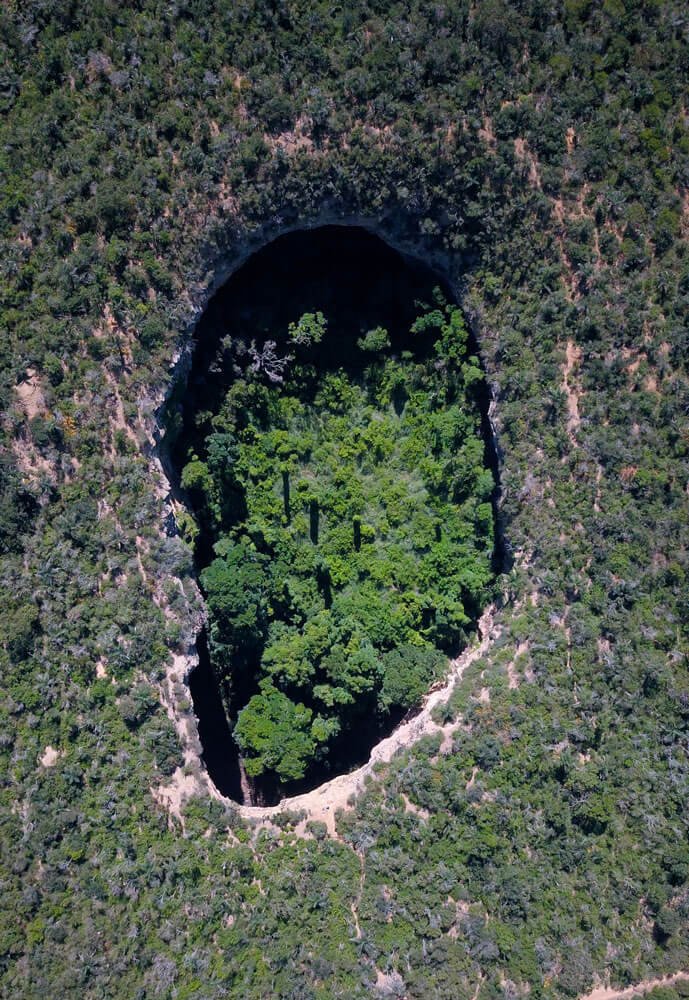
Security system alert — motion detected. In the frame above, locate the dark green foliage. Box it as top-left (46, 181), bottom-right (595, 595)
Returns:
top-left (378, 644), bottom-right (446, 713)
top-left (201, 541), bottom-right (270, 665)
top-left (0, 0), bottom-right (688, 997)
top-left (0, 454), bottom-right (38, 553)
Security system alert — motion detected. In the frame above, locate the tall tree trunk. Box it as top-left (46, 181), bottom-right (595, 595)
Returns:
top-left (309, 499), bottom-right (319, 544)
top-left (238, 757), bottom-right (253, 806)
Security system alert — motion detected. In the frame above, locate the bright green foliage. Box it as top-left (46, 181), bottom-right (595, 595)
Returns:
top-left (357, 326), bottom-right (391, 352)
top-left (234, 684), bottom-right (317, 782)
top-left (287, 310), bottom-right (327, 346)
top-left (181, 455), bottom-right (213, 497)
top-left (195, 301), bottom-right (494, 781)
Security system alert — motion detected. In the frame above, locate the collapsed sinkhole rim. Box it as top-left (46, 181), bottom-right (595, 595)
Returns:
top-left (159, 219), bottom-right (510, 806)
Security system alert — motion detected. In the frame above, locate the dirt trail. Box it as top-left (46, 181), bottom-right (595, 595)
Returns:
top-left (15, 369), bottom-right (45, 419)
top-left (235, 603), bottom-right (499, 829)
top-left (563, 339), bottom-right (582, 447)
top-left (578, 971), bottom-right (689, 1000)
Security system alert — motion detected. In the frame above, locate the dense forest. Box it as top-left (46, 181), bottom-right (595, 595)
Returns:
top-left (1, 1), bottom-right (688, 998)
top-left (183, 292), bottom-right (494, 792)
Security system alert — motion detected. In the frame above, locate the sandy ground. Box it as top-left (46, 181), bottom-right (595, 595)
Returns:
top-left (15, 369), bottom-right (44, 419)
top-left (563, 339), bottom-right (583, 446)
top-left (39, 746), bottom-right (60, 767)
top-left (152, 604), bottom-right (499, 832)
top-left (506, 639), bottom-right (529, 689)
top-left (578, 971), bottom-right (689, 1000)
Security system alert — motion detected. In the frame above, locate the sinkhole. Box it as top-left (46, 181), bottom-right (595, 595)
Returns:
top-left (167, 226), bottom-right (503, 806)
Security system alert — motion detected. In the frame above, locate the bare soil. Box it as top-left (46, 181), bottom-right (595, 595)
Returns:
top-left (578, 971), bottom-right (689, 1000)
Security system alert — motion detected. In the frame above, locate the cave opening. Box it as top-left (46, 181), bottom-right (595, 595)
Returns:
top-left (167, 225), bottom-right (504, 806)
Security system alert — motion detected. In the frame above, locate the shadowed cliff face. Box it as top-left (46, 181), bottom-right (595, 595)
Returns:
top-left (168, 226), bottom-right (503, 805)
top-left (187, 632), bottom-right (243, 800)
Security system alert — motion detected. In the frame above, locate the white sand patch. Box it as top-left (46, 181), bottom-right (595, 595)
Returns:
top-left (151, 766), bottom-right (207, 827)
top-left (507, 640), bottom-right (530, 689)
top-left (578, 971), bottom-right (689, 1000)
top-left (15, 369), bottom-right (44, 419)
top-left (400, 793), bottom-right (430, 820)
top-left (476, 686), bottom-right (491, 704)
top-left (40, 745), bottom-right (60, 768)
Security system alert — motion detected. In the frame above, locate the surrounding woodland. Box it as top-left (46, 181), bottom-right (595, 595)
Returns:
top-left (0, 1), bottom-right (688, 998)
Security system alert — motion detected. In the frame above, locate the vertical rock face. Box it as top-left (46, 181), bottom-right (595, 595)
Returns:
top-left (238, 759), bottom-right (253, 808)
